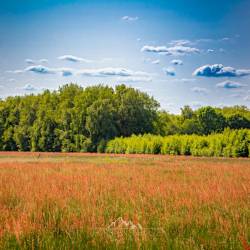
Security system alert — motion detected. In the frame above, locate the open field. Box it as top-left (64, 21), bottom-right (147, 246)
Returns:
top-left (0, 153), bottom-right (249, 249)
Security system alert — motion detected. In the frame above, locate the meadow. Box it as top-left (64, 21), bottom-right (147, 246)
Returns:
top-left (0, 152), bottom-right (249, 249)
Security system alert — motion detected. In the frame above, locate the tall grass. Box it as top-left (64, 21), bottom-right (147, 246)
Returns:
top-left (106, 129), bottom-right (250, 157)
top-left (0, 155), bottom-right (249, 249)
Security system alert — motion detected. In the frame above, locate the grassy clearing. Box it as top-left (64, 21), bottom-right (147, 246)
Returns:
top-left (0, 153), bottom-right (249, 249)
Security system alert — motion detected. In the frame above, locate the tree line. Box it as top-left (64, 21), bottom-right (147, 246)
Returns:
top-left (0, 83), bottom-right (249, 152)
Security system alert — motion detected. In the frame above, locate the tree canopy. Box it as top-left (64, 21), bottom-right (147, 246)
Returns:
top-left (0, 84), bottom-right (159, 152)
top-left (0, 84), bottom-right (250, 152)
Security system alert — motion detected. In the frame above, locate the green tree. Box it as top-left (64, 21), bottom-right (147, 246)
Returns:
top-left (115, 84), bottom-right (159, 136)
top-left (181, 105), bottom-right (195, 120)
top-left (154, 111), bottom-right (180, 135)
top-left (227, 114), bottom-right (250, 129)
top-left (180, 119), bottom-right (201, 134)
top-left (197, 106), bottom-right (226, 135)
top-left (86, 99), bottom-right (118, 150)
top-left (14, 126), bottom-right (30, 151)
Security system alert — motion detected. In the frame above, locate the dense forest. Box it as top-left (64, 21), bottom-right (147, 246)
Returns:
top-left (0, 83), bottom-right (250, 153)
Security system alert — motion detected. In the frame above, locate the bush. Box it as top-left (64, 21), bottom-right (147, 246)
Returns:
top-left (106, 129), bottom-right (250, 158)
top-left (97, 139), bottom-right (107, 153)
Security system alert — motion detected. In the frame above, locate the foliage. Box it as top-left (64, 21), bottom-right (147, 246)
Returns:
top-left (196, 106), bottom-right (226, 135)
top-left (0, 84), bottom-right (158, 152)
top-left (0, 84), bottom-right (250, 152)
top-left (106, 129), bottom-right (250, 157)
top-left (155, 105), bottom-right (250, 136)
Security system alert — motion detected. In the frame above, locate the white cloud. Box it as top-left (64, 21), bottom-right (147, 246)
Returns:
top-left (193, 64), bottom-right (250, 77)
top-left (116, 76), bottom-right (152, 82)
top-left (169, 39), bottom-right (193, 46)
top-left (78, 67), bottom-right (150, 77)
top-left (220, 37), bottom-right (230, 41)
top-left (8, 78), bottom-right (16, 82)
top-left (26, 58), bottom-right (48, 65)
top-left (244, 95), bottom-right (250, 101)
top-left (58, 68), bottom-right (74, 76)
top-left (121, 16), bottom-right (139, 21)
top-left (6, 70), bottom-right (23, 74)
top-left (191, 87), bottom-right (209, 94)
top-left (25, 65), bottom-right (75, 76)
top-left (164, 102), bottom-right (175, 107)
top-left (151, 59), bottom-right (160, 64)
top-left (190, 101), bottom-right (205, 109)
top-left (195, 38), bottom-right (213, 43)
top-left (230, 93), bottom-right (244, 98)
top-left (25, 59), bottom-right (35, 64)
top-left (168, 36), bottom-right (233, 48)
top-left (143, 58), bottom-right (160, 64)
top-left (171, 59), bottom-right (183, 65)
top-left (99, 58), bottom-right (113, 63)
top-left (15, 65), bottom-right (151, 78)
top-left (216, 80), bottom-right (246, 89)
top-left (206, 49), bottom-right (214, 53)
top-left (141, 45), bottom-right (200, 56)
top-left (39, 59), bottom-right (48, 64)
top-left (58, 55), bottom-right (92, 63)
top-left (25, 65), bottom-right (57, 74)
top-left (22, 84), bottom-right (38, 91)
top-left (134, 86), bottom-right (153, 93)
top-left (163, 67), bottom-right (175, 76)
top-left (172, 78), bottom-right (196, 83)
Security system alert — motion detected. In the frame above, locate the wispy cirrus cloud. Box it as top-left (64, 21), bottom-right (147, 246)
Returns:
top-left (193, 64), bottom-right (250, 77)
top-left (143, 58), bottom-right (160, 64)
top-left (170, 36), bottom-right (235, 46)
top-left (216, 80), bottom-right (246, 89)
top-left (121, 16), bottom-right (139, 21)
top-left (141, 45), bottom-right (200, 56)
top-left (58, 55), bottom-right (92, 63)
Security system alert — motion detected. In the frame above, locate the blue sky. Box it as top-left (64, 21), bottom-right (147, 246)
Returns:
top-left (0, 0), bottom-right (250, 113)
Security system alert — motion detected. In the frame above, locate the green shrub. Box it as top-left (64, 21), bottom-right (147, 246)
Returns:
top-left (106, 129), bottom-right (250, 157)
top-left (97, 139), bottom-right (107, 153)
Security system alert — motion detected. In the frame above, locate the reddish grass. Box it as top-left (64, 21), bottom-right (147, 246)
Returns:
top-left (0, 153), bottom-right (249, 249)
